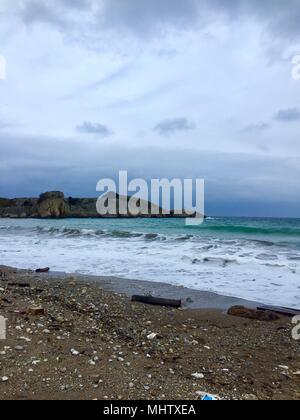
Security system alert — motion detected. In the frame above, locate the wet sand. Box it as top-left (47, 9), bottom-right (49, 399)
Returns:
top-left (46, 270), bottom-right (260, 311)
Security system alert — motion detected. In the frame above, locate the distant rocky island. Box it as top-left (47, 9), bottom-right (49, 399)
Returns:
top-left (0, 191), bottom-right (194, 219)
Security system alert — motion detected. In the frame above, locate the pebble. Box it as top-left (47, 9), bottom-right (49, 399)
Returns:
top-left (244, 394), bottom-right (259, 401)
top-left (20, 336), bottom-right (31, 343)
top-left (29, 306), bottom-right (45, 316)
top-left (191, 373), bottom-right (205, 379)
top-left (14, 346), bottom-right (24, 352)
top-left (147, 333), bottom-right (158, 340)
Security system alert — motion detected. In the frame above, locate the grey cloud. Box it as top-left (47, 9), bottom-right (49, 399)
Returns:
top-left (76, 121), bottom-right (113, 137)
top-left (20, 1), bottom-right (67, 29)
top-left (154, 118), bottom-right (195, 137)
top-left (243, 122), bottom-right (270, 134)
top-left (58, 0), bottom-right (91, 10)
top-left (100, 0), bottom-right (201, 36)
top-left (18, 0), bottom-right (91, 30)
top-left (275, 108), bottom-right (300, 123)
top-left (98, 0), bottom-right (300, 42)
top-left (16, 0), bottom-right (300, 42)
top-left (209, 0), bottom-right (300, 41)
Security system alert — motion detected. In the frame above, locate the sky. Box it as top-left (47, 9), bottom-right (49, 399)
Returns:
top-left (0, 0), bottom-right (300, 217)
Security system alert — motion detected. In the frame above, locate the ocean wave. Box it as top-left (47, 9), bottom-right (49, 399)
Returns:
top-left (31, 226), bottom-right (167, 241)
top-left (1, 220), bottom-right (300, 248)
top-left (198, 224), bottom-right (300, 236)
top-left (0, 224), bottom-right (166, 241)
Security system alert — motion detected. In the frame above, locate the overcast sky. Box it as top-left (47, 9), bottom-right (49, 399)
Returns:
top-left (0, 0), bottom-right (300, 216)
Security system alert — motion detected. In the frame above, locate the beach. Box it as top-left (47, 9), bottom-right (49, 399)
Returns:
top-left (0, 265), bottom-right (300, 401)
top-left (1, 0), bottom-right (299, 404)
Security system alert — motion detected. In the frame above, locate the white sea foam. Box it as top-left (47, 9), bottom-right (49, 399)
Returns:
top-left (0, 218), bottom-right (300, 308)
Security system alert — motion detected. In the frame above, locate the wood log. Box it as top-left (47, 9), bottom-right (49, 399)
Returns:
top-left (132, 295), bottom-right (181, 308)
top-left (8, 282), bottom-right (31, 288)
top-left (35, 267), bottom-right (50, 273)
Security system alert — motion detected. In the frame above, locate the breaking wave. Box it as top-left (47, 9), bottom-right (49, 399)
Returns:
top-left (1, 217), bottom-right (300, 307)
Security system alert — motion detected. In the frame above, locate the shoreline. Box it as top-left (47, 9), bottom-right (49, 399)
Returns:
top-left (44, 270), bottom-right (261, 311)
top-left (0, 265), bottom-right (299, 400)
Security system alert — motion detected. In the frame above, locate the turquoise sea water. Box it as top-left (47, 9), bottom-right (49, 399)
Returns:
top-left (1, 217), bottom-right (300, 307)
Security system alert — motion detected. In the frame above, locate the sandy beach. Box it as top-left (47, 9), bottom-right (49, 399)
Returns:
top-left (0, 265), bottom-right (299, 401)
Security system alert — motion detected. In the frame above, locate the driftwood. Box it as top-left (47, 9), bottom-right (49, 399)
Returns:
top-left (35, 267), bottom-right (50, 273)
top-left (8, 282), bottom-right (31, 288)
top-left (257, 305), bottom-right (300, 318)
top-left (132, 295), bottom-right (181, 308)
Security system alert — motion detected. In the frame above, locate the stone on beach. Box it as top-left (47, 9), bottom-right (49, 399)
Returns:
top-left (28, 306), bottom-right (45, 316)
top-left (14, 346), bottom-right (24, 352)
top-left (147, 333), bottom-right (158, 340)
top-left (191, 373), bottom-right (205, 379)
top-left (243, 394), bottom-right (259, 400)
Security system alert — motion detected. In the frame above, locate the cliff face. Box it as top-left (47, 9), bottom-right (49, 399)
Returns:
top-left (37, 192), bottom-right (70, 218)
top-left (0, 197), bottom-right (39, 218)
top-left (0, 191), bottom-right (191, 219)
top-left (0, 192), bottom-right (91, 219)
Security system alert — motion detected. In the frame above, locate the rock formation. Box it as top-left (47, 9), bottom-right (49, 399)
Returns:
top-left (37, 192), bottom-right (70, 218)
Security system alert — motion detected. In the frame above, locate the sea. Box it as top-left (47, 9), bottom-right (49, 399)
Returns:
top-left (1, 217), bottom-right (300, 308)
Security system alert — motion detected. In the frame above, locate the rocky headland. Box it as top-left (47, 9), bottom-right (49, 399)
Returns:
top-left (0, 191), bottom-right (192, 219)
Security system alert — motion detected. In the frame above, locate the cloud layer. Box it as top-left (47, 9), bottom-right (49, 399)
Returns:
top-left (14, 0), bottom-right (300, 43)
top-left (0, 0), bottom-right (300, 216)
